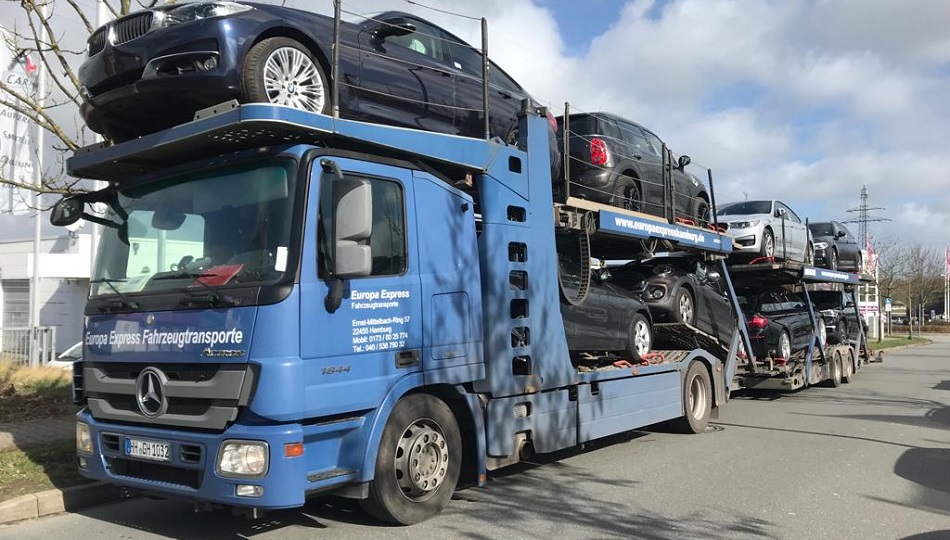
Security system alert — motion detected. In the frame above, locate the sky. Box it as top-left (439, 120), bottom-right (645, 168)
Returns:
top-left (2, 0), bottom-right (949, 253)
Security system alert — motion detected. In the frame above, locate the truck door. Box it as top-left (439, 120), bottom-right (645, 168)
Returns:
top-left (299, 157), bottom-right (423, 418)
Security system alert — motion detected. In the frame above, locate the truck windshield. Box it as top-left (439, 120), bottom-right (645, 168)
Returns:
top-left (90, 161), bottom-right (297, 298)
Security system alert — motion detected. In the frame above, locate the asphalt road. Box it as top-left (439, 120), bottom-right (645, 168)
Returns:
top-left (3, 337), bottom-right (948, 540)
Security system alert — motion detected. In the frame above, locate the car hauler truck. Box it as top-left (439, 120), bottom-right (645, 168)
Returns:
top-left (729, 262), bottom-right (869, 391)
top-left (52, 101), bottom-right (744, 524)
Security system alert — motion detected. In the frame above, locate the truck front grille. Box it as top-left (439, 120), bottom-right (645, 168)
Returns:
top-left (83, 362), bottom-right (257, 431)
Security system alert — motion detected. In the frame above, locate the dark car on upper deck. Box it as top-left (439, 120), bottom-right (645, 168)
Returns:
top-left (555, 112), bottom-right (710, 224)
top-left (78, 1), bottom-right (560, 173)
top-left (808, 221), bottom-right (862, 272)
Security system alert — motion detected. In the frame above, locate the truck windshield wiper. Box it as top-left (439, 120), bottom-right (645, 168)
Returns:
top-left (153, 271), bottom-right (237, 307)
top-left (90, 278), bottom-right (140, 312)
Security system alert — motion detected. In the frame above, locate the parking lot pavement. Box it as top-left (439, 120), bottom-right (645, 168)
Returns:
top-left (1, 337), bottom-right (947, 539)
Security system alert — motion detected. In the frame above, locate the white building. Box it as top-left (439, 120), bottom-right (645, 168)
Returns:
top-left (0, 232), bottom-right (92, 353)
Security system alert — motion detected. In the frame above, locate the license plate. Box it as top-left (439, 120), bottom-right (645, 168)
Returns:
top-left (125, 437), bottom-right (171, 462)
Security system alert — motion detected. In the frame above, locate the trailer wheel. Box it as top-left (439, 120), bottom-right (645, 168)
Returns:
top-left (625, 313), bottom-right (652, 361)
top-left (671, 361), bottom-right (712, 434)
top-left (841, 349), bottom-right (854, 383)
top-left (244, 37), bottom-right (330, 115)
top-left (361, 394), bottom-right (461, 524)
top-left (824, 351), bottom-right (842, 388)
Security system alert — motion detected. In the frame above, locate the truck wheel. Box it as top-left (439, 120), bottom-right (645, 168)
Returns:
top-left (841, 349), bottom-right (854, 383)
top-left (824, 351), bottom-right (842, 388)
top-left (610, 177), bottom-right (641, 212)
top-left (671, 361), bottom-right (712, 434)
top-left (361, 394), bottom-right (461, 524)
top-left (625, 313), bottom-right (652, 361)
top-left (243, 37), bottom-right (330, 115)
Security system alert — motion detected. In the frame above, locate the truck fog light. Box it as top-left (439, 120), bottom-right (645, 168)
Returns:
top-left (216, 440), bottom-right (269, 478)
top-left (76, 422), bottom-right (93, 455)
top-left (236, 484), bottom-right (264, 498)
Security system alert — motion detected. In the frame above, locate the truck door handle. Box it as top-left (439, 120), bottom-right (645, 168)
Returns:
top-left (396, 349), bottom-right (420, 368)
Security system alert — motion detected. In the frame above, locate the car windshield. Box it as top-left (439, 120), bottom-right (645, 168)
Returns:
top-left (809, 223), bottom-right (835, 236)
top-left (90, 161), bottom-right (298, 298)
top-left (717, 201), bottom-right (771, 216)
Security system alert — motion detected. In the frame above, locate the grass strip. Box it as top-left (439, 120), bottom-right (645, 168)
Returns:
top-left (0, 440), bottom-right (91, 503)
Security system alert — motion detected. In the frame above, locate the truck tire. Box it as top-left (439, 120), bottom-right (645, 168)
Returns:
top-left (841, 348), bottom-right (854, 383)
top-left (824, 351), bottom-right (842, 388)
top-left (243, 37), bottom-right (330, 115)
top-left (625, 313), bottom-right (652, 361)
top-left (361, 394), bottom-right (461, 524)
top-left (671, 361), bottom-right (712, 434)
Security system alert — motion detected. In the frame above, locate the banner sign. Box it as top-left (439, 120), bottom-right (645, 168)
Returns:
top-left (0, 27), bottom-right (39, 214)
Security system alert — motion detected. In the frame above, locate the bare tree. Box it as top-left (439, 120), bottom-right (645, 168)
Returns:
top-left (892, 243), bottom-right (943, 331)
top-left (0, 0), bottom-right (175, 196)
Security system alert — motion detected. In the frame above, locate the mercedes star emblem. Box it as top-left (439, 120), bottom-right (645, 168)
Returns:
top-left (135, 367), bottom-right (169, 418)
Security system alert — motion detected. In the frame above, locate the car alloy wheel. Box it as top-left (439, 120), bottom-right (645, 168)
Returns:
top-left (829, 249), bottom-right (838, 271)
top-left (676, 289), bottom-right (695, 325)
top-left (244, 37), bottom-right (330, 115)
top-left (778, 331), bottom-right (791, 359)
top-left (761, 229), bottom-right (775, 258)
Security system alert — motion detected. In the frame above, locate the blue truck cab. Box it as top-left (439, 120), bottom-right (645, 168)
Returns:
top-left (54, 101), bottom-right (743, 524)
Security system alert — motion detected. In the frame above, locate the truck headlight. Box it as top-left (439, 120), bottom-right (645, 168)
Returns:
top-left (76, 422), bottom-right (93, 455)
top-left (216, 440), bottom-right (268, 478)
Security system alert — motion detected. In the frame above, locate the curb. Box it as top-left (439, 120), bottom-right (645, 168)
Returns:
top-left (0, 482), bottom-right (121, 525)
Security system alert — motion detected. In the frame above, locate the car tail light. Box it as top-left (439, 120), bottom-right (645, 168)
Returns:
top-left (546, 110), bottom-right (558, 132)
top-left (748, 315), bottom-right (769, 329)
top-left (590, 138), bottom-right (608, 166)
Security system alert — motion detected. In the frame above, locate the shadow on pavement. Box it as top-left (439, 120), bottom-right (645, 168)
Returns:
top-left (74, 431), bottom-right (779, 539)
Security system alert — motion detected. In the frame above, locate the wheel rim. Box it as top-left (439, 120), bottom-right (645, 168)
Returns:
top-left (634, 320), bottom-right (651, 356)
top-left (830, 250), bottom-right (838, 270)
top-left (763, 233), bottom-right (774, 257)
top-left (779, 332), bottom-right (790, 359)
top-left (687, 373), bottom-right (707, 420)
top-left (818, 320), bottom-right (826, 346)
top-left (624, 185), bottom-right (641, 212)
top-left (394, 419), bottom-right (449, 502)
top-left (263, 47), bottom-right (325, 112)
top-left (697, 202), bottom-right (710, 227)
top-left (679, 292), bottom-right (694, 324)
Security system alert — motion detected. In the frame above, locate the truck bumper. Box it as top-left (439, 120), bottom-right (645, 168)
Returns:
top-left (76, 410), bottom-right (360, 509)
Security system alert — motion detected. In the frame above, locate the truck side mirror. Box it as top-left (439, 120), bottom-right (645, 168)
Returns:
top-left (333, 179), bottom-right (373, 278)
top-left (50, 197), bottom-right (83, 227)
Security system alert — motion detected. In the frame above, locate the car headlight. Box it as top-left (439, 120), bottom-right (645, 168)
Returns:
top-left (731, 220), bottom-right (759, 229)
top-left (161, 2), bottom-right (253, 27)
top-left (76, 422), bottom-right (93, 455)
top-left (217, 440), bottom-right (269, 478)
top-left (814, 242), bottom-right (828, 249)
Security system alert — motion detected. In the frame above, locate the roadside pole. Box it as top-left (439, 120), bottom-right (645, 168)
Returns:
top-left (28, 4), bottom-right (49, 367)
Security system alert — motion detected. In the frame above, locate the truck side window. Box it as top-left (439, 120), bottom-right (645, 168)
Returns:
top-left (368, 179), bottom-right (407, 276)
top-left (318, 177), bottom-right (407, 278)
